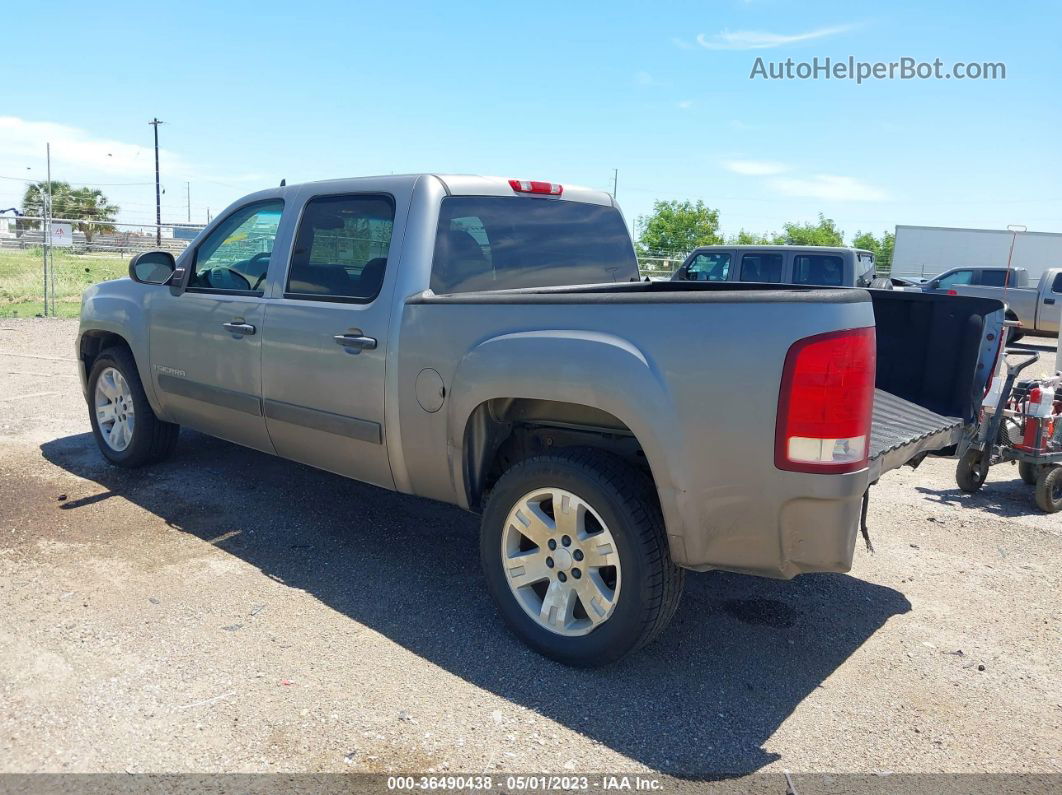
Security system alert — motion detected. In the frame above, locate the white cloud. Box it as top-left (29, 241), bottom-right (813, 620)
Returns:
top-left (676, 100), bottom-right (694, 110)
top-left (634, 71), bottom-right (656, 86)
top-left (723, 159), bottom-right (788, 176)
top-left (696, 24), bottom-right (856, 50)
top-left (769, 174), bottom-right (888, 202)
top-left (0, 115), bottom-right (190, 179)
top-left (0, 116), bottom-right (270, 225)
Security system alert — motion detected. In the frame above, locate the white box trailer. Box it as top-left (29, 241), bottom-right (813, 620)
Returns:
top-left (892, 225), bottom-right (1062, 282)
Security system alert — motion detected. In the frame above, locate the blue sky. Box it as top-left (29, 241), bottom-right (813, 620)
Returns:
top-left (2, 0), bottom-right (1060, 241)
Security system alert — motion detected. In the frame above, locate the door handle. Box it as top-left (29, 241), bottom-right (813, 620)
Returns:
top-left (1045, 298), bottom-right (1056, 305)
top-left (334, 333), bottom-right (377, 351)
top-left (223, 322), bottom-right (256, 335)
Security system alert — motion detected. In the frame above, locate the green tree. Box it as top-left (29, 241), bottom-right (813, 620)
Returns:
top-left (727, 229), bottom-right (777, 245)
top-left (19, 181), bottom-right (73, 232)
top-left (777, 213), bottom-right (845, 246)
top-left (636, 199), bottom-right (723, 255)
top-left (852, 229), bottom-right (895, 271)
top-left (67, 187), bottom-right (119, 243)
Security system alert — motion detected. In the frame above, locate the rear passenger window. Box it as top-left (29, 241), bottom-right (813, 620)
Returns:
top-left (286, 194), bottom-right (394, 301)
top-left (793, 254), bottom-right (845, 286)
top-left (977, 270), bottom-right (1010, 287)
top-left (740, 252), bottom-right (783, 283)
top-left (686, 253), bottom-right (731, 281)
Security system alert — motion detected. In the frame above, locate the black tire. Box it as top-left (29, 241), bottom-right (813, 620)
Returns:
top-left (1034, 466), bottom-right (1062, 513)
top-left (87, 346), bottom-right (179, 468)
top-left (480, 449), bottom-right (684, 667)
top-left (1018, 461), bottom-right (1040, 486)
top-left (955, 448), bottom-right (988, 493)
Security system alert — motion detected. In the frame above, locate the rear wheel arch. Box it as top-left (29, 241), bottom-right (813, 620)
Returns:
top-left (461, 398), bottom-right (658, 514)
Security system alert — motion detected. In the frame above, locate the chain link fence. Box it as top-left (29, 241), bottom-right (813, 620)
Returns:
top-left (0, 215), bottom-right (205, 316)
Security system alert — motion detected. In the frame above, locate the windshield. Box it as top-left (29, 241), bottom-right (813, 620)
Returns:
top-left (430, 196), bottom-right (638, 294)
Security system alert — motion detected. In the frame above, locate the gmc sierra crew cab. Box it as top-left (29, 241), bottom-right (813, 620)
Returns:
top-left (77, 174), bottom-right (1006, 666)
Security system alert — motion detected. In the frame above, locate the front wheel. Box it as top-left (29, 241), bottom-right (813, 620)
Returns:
top-left (480, 449), bottom-right (684, 667)
top-left (955, 448), bottom-right (988, 493)
top-left (1034, 466), bottom-right (1062, 513)
top-left (88, 346), bottom-right (179, 468)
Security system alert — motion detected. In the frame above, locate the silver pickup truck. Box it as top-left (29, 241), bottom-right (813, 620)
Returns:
top-left (922, 266), bottom-right (1062, 337)
top-left (77, 174), bottom-right (1005, 666)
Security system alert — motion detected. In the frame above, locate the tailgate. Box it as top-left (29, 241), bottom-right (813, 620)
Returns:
top-left (868, 290), bottom-right (1005, 480)
top-left (868, 389), bottom-right (962, 481)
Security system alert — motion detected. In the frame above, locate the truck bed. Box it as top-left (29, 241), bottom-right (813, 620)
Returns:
top-left (869, 389), bottom-right (962, 480)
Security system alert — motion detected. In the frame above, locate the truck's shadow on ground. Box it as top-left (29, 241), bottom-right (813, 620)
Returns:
top-left (42, 430), bottom-right (910, 778)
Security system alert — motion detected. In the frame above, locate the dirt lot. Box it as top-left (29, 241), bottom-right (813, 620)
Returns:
top-left (1, 318), bottom-right (1059, 777)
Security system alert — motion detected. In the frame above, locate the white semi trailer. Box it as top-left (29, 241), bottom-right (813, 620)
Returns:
top-left (892, 225), bottom-right (1062, 282)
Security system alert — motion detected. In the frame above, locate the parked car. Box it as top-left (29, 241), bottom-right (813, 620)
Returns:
top-left (670, 245), bottom-right (876, 288)
top-left (922, 266), bottom-right (1062, 337)
top-left (77, 175), bottom-right (1005, 666)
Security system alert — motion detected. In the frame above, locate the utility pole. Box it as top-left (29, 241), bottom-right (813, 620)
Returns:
top-left (612, 168), bottom-right (618, 199)
top-left (149, 118), bottom-right (164, 245)
top-left (186, 182), bottom-right (191, 223)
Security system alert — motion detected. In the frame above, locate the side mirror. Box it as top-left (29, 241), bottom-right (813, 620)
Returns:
top-left (129, 250), bottom-right (178, 285)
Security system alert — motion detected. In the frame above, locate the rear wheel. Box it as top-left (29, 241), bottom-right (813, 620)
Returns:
top-left (1018, 461), bottom-right (1041, 486)
top-left (480, 449), bottom-right (684, 667)
top-left (1034, 466), bottom-right (1062, 513)
top-left (88, 346), bottom-right (179, 467)
top-left (955, 448), bottom-right (988, 493)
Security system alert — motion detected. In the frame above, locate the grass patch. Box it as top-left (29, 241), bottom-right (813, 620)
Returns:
top-left (0, 248), bottom-right (128, 317)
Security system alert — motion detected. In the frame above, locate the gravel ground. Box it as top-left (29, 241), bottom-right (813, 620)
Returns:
top-left (0, 318), bottom-right (1059, 777)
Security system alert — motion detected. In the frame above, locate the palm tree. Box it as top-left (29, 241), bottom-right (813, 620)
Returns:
top-left (68, 187), bottom-right (119, 243)
top-left (18, 181), bottom-right (72, 233)
top-left (19, 182), bottom-right (119, 243)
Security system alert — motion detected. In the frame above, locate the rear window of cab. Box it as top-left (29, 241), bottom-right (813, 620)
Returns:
top-left (430, 197), bottom-right (638, 294)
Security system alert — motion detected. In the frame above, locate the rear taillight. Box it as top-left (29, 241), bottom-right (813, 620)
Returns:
top-left (508, 179), bottom-right (563, 196)
top-left (775, 327), bottom-right (876, 474)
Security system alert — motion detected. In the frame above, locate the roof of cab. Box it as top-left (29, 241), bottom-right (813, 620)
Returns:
top-left (292, 174), bottom-right (615, 207)
top-left (688, 244), bottom-right (874, 256)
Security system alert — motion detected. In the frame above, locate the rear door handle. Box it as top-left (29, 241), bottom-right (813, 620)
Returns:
top-left (334, 334), bottom-right (377, 351)
top-left (223, 322), bottom-right (256, 335)
top-left (1045, 298), bottom-right (1056, 305)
